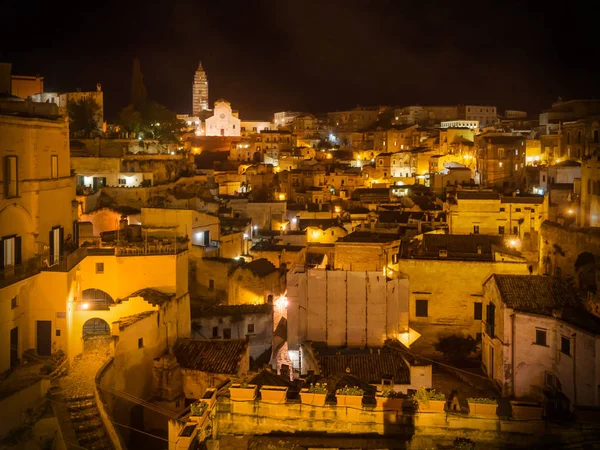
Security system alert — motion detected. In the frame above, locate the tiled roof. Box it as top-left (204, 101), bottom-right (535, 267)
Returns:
top-left (118, 311), bottom-right (156, 330)
top-left (233, 258), bottom-right (277, 277)
top-left (337, 231), bottom-right (400, 243)
top-left (490, 275), bottom-right (580, 314)
top-left (456, 191), bottom-right (500, 200)
top-left (117, 288), bottom-right (176, 306)
top-left (316, 348), bottom-right (410, 385)
top-left (500, 195), bottom-right (544, 204)
top-left (174, 338), bottom-right (247, 374)
top-left (417, 234), bottom-right (506, 260)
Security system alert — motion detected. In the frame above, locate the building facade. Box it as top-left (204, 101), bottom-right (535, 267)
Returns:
top-left (205, 100), bottom-right (241, 137)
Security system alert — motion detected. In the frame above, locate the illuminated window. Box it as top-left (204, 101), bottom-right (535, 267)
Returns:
top-left (499, 162), bottom-right (503, 168)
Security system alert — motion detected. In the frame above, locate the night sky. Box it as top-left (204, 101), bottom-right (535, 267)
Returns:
top-left (2, 0), bottom-right (599, 121)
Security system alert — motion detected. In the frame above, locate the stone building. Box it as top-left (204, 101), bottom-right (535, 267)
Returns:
top-left (327, 107), bottom-right (379, 132)
top-left (482, 274), bottom-right (600, 407)
top-left (227, 258), bottom-right (285, 305)
top-left (334, 231), bottom-right (401, 275)
top-left (286, 267), bottom-right (410, 369)
top-left (192, 61), bottom-right (209, 116)
top-left (191, 303), bottom-right (273, 361)
top-left (476, 134), bottom-right (526, 189)
top-left (458, 105), bottom-right (497, 127)
top-left (580, 154), bottom-right (600, 227)
top-left (400, 234), bottom-right (530, 351)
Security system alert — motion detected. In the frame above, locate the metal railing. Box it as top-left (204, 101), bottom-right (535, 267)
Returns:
top-left (0, 256), bottom-right (42, 289)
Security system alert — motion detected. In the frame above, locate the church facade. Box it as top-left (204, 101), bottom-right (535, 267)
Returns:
top-left (205, 99), bottom-right (241, 137)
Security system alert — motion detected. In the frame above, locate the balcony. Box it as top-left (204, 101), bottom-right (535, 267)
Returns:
top-left (0, 257), bottom-right (42, 289)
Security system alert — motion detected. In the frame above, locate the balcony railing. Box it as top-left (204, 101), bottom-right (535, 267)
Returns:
top-left (0, 257), bottom-right (42, 289)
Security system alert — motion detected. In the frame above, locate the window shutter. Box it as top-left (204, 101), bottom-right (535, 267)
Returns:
top-left (49, 230), bottom-right (54, 264)
top-left (59, 227), bottom-right (64, 254)
top-left (14, 236), bottom-right (22, 265)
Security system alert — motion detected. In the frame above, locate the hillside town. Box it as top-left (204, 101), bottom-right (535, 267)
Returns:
top-left (1, 57), bottom-right (600, 450)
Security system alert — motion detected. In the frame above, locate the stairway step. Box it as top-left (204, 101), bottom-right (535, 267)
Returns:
top-left (68, 400), bottom-right (96, 411)
top-left (66, 393), bottom-right (95, 402)
top-left (78, 429), bottom-right (108, 444)
top-left (73, 418), bottom-right (103, 433)
top-left (71, 409), bottom-right (100, 422)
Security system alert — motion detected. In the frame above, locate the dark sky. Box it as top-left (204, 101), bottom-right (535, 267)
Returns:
top-left (2, 0), bottom-right (599, 121)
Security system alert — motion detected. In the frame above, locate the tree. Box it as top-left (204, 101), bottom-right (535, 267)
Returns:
top-left (434, 335), bottom-right (477, 363)
top-left (118, 104), bottom-right (142, 138)
top-left (67, 97), bottom-right (101, 138)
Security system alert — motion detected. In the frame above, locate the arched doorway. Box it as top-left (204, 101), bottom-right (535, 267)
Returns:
top-left (81, 289), bottom-right (115, 310)
top-left (82, 318), bottom-right (111, 352)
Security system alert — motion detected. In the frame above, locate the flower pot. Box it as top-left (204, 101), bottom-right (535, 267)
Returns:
top-left (260, 386), bottom-right (288, 403)
top-left (300, 388), bottom-right (327, 406)
top-left (202, 388), bottom-right (217, 410)
top-left (376, 396), bottom-right (403, 411)
top-left (510, 401), bottom-right (543, 420)
top-left (336, 394), bottom-right (363, 408)
top-left (229, 384), bottom-right (257, 401)
top-left (468, 401), bottom-right (497, 417)
top-left (417, 399), bottom-right (446, 412)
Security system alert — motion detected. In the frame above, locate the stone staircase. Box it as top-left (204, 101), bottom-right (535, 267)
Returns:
top-left (65, 392), bottom-right (113, 450)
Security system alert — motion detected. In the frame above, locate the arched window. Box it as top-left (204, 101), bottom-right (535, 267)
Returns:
top-left (81, 289), bottom-right (114, 310)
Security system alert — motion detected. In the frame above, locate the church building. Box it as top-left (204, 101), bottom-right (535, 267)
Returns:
top-left (205, 99), bottom-right (241, 137)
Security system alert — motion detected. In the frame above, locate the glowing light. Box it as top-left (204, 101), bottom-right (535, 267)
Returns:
top-left (291, 217), bottom-right (297, 224)
top-left (335, 206), bottom-right (341, 213)
top-left (253, 225), bottom-right (258, 231)
top-left (243, 233), bottom-right (248, 239)
top-left (278, 193), bottom-right (286, 200)
top-left (170, 151), bottom-right (175, 155)
top-left (311, 230), bottom-right (320, 238)
top-left (509, 240), bottom-right (517, 247)
top-left (567, 209), bottom-right (574, 215)
top-left (81, 303), bottom-right (89, 310)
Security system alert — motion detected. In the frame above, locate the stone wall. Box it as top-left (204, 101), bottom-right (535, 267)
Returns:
top-left (539, 221), bottom-right (600, 277)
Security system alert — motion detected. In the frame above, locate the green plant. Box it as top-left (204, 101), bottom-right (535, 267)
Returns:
top-left (190, 401), bottom-right (207, 416)
top-left (467, 397), bottom-right (497, 404)
top-left (434, 335), bottom-right (477, 363)
top-left (380, 389), bottom-right (403, 398)
top-left (414, 387), bottom-right (445, 402)
top-left (238, 381), bottom-right (253, 388)
top-left (307, 383), bottom-right (327, 394)
top-left (336, 385), bottom-right (364, 396)
top-left (40, 363), bottom-right (54, 375)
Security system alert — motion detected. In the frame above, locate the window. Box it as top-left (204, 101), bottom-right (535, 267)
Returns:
top-left (51, 155), bottom-right (58, 179)
top-left (378, 159), bottom-right (383, 165)
top-left (2, 235), bottom-right (21, 268)
top-left (560, 336), bottom-right (571, 356)
top-left (212, 326), bottom-right (218, 338)
top-left (513, 226), bottom-right (519, 235)
top-left (473, 225), bottom-right (480, 234)
top-left (415, 300), bottom-right (428, 317)
top-left (118, 178), bottom-right (126, 185)
top-left (209, 279), bottom-right (215, 291)
top-left (543, 175), bottom-right (546, 182)
top-left (515, 149), bottom-right (518, 156)
top-left (11, 296), bottom-right (17, 309)
top-left (500, 207), bottom-right (505, 212)
top-left (499, 226), bottom-right (505, 235)
top-left (223, 328), bottom-right (232, 339)
top-left (247, 324), bottom-right (255, 334)
top-left (56, 329), bottom-right (61, 337)
top-left (392, 253), bottom-right (399, 264)
top-left (594, 130), bottom-right (599, 143)
top-left (4, 156), bottom-right (18, 198)
top-left (138, 338), bottom-right (144, 349)
top-left (498, 148), bottom-right (505, 158)
top-left (498, 162), bottom-right (503, 168)
top-left (535, 329), bottom-right (547, 346)
top-left (515, 208), bottom-right (521, 212)
top-left (474, 302), bottom-right (483, 320)
top-left (96, 262), bottom-right (104, 274)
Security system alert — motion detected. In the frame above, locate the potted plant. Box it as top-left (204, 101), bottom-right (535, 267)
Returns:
top-left (414, 387), bottom-right (446, 412)
top-left (201, 387), bottom-right (217, 410)
top-left (229, 382), bottom-right (257, 401)
top-left (189, 401), bottom-right (208, 421)
top-left (510, 400), bottom-right (543, 420)
top-left (300, 383), bottom-right (328, 406)
top-left (336, 385), bottom-right (364, 408)
top-left (376, 389), bottom-right (404, 411)
top-left (260, 385), bottom-right (288, 403)
top-left (467, 397), bottom-right (498, 417)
